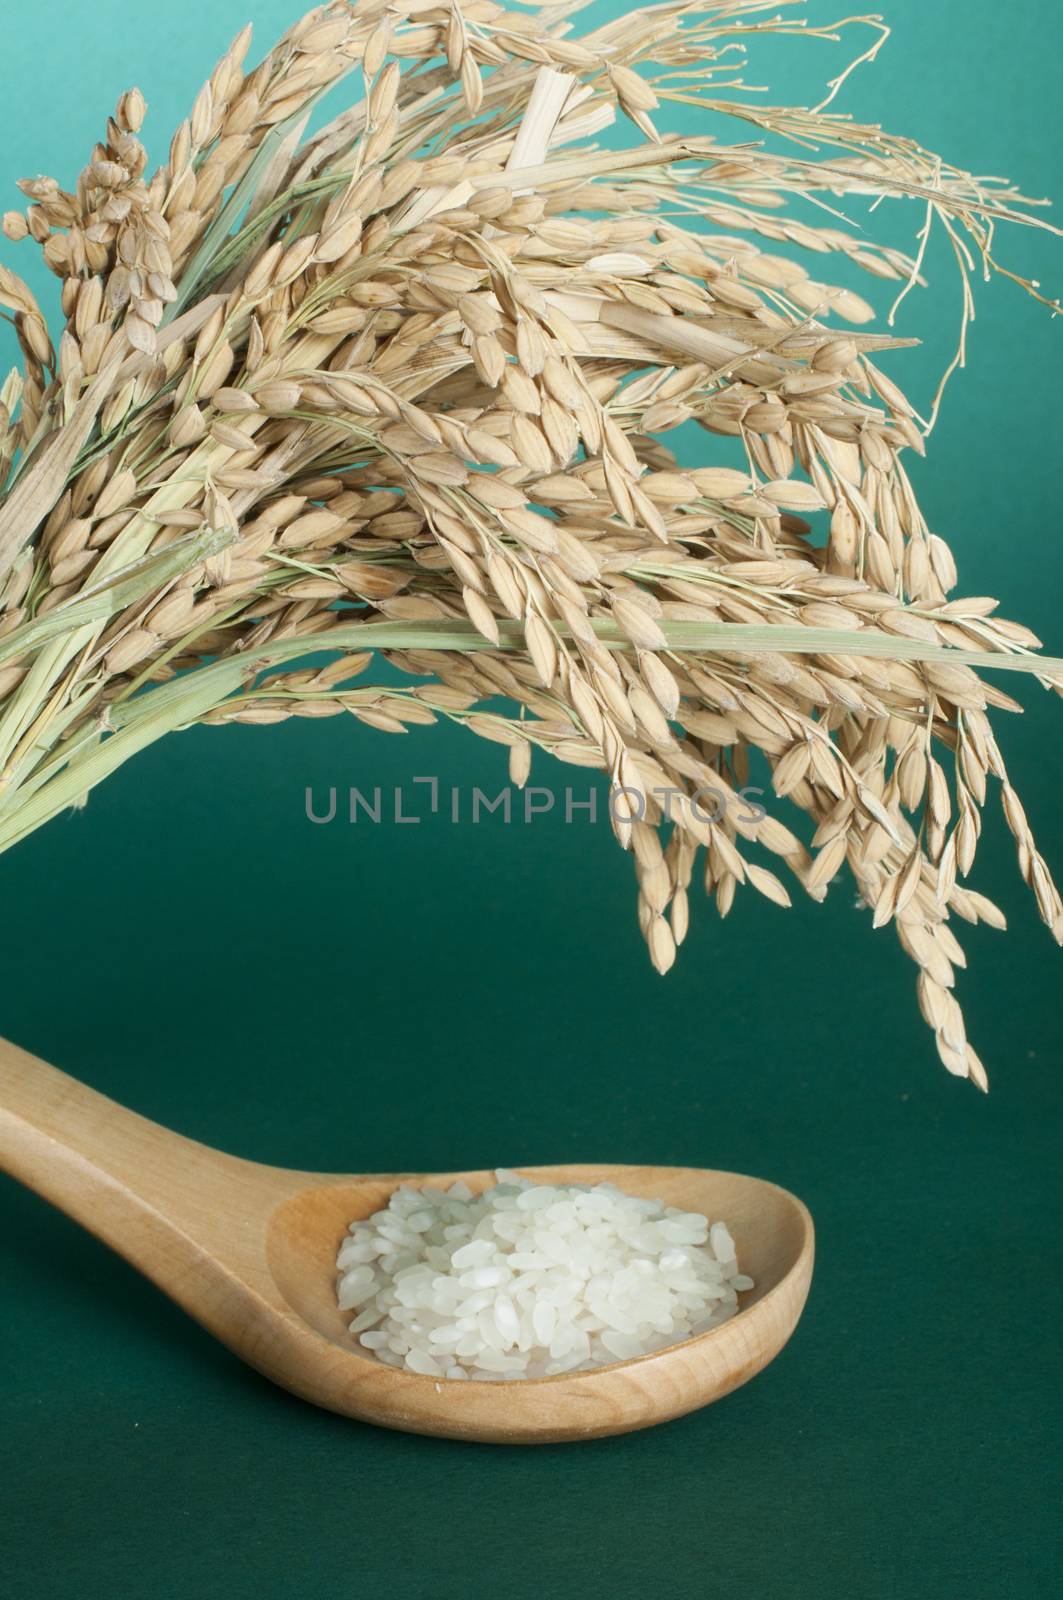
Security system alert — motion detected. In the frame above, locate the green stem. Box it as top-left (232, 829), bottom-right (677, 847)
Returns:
top-left (0, 616), bottom-right (1059, 856)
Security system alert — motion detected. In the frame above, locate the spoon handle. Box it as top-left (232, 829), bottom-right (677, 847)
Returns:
top-left (0, 1034), bottom-right (276, 1276)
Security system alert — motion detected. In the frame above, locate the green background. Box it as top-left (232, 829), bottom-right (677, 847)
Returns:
top-left (1, 3), bottom-right (1060, 1596)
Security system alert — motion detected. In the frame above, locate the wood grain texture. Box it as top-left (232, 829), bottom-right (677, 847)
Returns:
top-left (0, 1034), bottom-right (813, 1443)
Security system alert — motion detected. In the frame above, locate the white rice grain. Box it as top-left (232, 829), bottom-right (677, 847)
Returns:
top-left (336, 1170), bottom-right (751, 1381)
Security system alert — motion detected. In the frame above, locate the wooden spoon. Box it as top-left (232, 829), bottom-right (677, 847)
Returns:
top-left (0, 1035), bottom-right (813, 1443)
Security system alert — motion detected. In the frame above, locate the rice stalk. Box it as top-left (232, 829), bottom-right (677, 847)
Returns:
top-left (0, 0), bottom-right (1060, 1085)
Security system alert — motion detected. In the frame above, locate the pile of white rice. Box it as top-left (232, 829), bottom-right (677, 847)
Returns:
top-left (336, 1169), bottom-right (753, 1380)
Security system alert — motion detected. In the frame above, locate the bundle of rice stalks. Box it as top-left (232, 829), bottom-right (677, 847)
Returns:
top-left (0, 0), bottom-right (1060, 1085)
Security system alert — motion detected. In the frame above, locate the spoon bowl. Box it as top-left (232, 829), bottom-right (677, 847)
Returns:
top-left (0, 1037), bottom-right (813, 1443)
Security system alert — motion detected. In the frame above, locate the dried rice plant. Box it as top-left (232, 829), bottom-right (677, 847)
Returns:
top-left (0, 0), bottom-right (1060, 1085)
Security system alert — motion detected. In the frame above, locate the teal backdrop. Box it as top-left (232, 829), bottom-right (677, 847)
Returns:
top-left (1, 3), bottom-right (1060, 1596)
